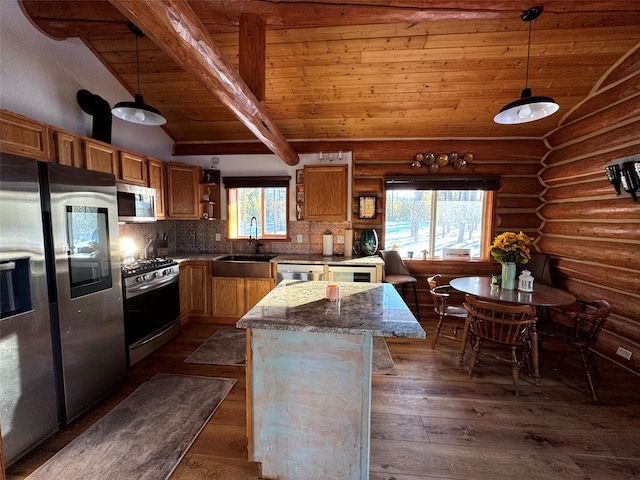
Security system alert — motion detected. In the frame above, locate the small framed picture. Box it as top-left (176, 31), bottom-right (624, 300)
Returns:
top-left (358, 195), bottom-right (377, 219)
top-left (296, 169), bottom-right (304, 184)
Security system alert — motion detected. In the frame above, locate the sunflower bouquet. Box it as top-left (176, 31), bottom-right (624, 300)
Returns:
top-left (489, 231), bottom-right (532, 264)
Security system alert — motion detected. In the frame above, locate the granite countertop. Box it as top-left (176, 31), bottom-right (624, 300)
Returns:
top-left (170, 252), bottom-right (384, 266)
top-left (272, 253), bottom-right (384, 265)
top-left (170, 252), bottom-right (228, 262)
top-left (236, 280), bottom-right (425, 339)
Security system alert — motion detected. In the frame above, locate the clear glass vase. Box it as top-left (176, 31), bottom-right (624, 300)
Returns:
top-left (501, 262), bottom-right (516, 290)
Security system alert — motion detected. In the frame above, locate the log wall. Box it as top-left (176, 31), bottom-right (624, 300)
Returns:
top-left (344, 138), bottom-right (548, 319)
top-left (540, 46), bottom-right (640, 372)
top-left (348, 139), bottom-right (548, 245)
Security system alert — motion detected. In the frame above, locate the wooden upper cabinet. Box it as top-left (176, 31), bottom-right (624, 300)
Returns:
top-left (304, 164), bottom-right (348, 221)
top-left (83, 139), bottom-right (118, 176)
top-left (166, 163), bottom-right (200, 219)
top-left (53, 129), bottom-right (83, 168)
top-left (0, 110), bottom-right (52, 161)
top-left (119, 151), bottom-right (147, 186)
top-left (147, 157), bottom-right (166, 220)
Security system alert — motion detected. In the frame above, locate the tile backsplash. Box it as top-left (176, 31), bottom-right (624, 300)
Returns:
top-left (119, 220), bottom-right (352, 257)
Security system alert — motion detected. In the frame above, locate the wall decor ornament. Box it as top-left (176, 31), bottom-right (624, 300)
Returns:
top-left (358, 195), bottom-right (377, 219)
top-left (411, 151), bottom-right (473, 172)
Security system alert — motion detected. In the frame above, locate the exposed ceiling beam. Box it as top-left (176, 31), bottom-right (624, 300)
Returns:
top-left (108, 0), bottom-right (299, 166)
top-left (239, 13), bottom-right (266, 102)
top-left (23, 1), bottom-right (640, 40)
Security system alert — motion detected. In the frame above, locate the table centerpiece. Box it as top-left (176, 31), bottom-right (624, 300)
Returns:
top-left (489, 231), bottom-right (533, 289)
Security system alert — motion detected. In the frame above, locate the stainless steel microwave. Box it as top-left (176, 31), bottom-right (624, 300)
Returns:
top-left (116, 183), bottom-right (156, 223)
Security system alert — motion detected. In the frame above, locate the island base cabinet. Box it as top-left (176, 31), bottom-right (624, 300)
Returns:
top-left (247, 329), bottom-right (372, 480)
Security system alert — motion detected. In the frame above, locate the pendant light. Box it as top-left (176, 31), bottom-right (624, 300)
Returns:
top-left (494, 6), bottom-right (559, 125)
top-left (112, 23), bottom-right (167, 126)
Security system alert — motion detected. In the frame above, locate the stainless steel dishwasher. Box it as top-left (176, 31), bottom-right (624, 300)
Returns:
top-left (276, 264), bottom-right (325, 284)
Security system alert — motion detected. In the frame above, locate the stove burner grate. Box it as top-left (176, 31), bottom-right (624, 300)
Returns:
top-left (121, 257), bottom-right (177, 277)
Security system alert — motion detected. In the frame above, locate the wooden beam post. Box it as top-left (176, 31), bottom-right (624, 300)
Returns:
top-left (240, 13), bottom-right (266, 103)
top-left (109, 0), bottom-right (299, 166)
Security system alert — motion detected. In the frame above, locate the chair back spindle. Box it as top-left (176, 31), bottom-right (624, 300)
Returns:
top-left (538, 299), bottom-right (611, 400)
top-left (463, 295), bottom-right (537, 396)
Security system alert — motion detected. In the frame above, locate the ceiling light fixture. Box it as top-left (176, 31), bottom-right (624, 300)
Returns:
top-left (494, 6), bottom-right (559, 125)
top-left (112, 23), bottom-right (166, 126)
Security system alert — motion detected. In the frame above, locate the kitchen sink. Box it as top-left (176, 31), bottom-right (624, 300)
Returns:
top-left (212, 253), bottom-right (277, 278)
top-left (217, 254), bottom-right (277, 262)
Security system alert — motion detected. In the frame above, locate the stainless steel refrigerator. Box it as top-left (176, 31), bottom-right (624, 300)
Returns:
top-left (0, 153), bottom-right (126, 466)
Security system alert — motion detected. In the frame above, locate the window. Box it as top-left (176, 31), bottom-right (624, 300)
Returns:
top-left (384, 176), bottom-right (498, 259)
top-left (224, 176), bottom-right (290, 240)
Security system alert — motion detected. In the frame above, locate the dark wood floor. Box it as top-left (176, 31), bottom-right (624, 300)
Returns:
top-left (6, 316), bottom-right (640, 480)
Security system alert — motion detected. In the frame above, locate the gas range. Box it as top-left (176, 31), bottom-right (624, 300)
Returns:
top-left (120, 257), bottom-right (181, 366)
top-left (121, 257), bottom-right (177, 277)
top-left (121, 258), bottom-right (179, 297)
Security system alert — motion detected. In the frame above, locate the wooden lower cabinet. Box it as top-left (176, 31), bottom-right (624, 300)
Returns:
top-left (245, 278), bottom-right (275, 312)
top-left (212, 277), bottom-right (245, 321)
top-left (211, 276), bottom-right (275, 323)
top-left (179, 261), bottom-right (209, 321)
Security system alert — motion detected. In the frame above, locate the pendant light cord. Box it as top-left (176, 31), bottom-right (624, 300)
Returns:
top-left (525, 19), bottom-right (532, 90)
top-left (135, 33), bottom-right (140, 96)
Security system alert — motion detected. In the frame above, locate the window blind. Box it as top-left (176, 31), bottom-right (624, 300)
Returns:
top-left (384, 175), bottom-right (500, 191)
top-left (222, 176), bottom-right (291, 188)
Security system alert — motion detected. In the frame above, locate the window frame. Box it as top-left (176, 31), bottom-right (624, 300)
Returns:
top-left (383, 176), bottom-right (497, 261)
top-left (223, 176), bottom-right (291, 241)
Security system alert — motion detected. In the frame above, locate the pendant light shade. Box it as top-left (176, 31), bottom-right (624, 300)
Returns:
top-left (112, 23), bottom-right (166, 126)
top-left (112, 94), bottom-right (166, 126)
top-left (494, 6), bottom-right (558, 125)
top-left (494, 88), bottom-right (559, 124)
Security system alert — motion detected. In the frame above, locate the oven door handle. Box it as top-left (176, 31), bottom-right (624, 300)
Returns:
top-left (125, 274), bottom-right (178, 299)
top-left (129, 319), bottom-right (181, 349)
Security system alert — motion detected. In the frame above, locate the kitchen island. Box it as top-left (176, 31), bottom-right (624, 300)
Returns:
top-left (237, 280), bottom-right (425, 480)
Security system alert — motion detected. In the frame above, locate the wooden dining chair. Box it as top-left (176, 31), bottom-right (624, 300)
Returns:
top-left (380, 250), bottom-right (420, 320)
top-left (428, 274), bottom-right (467, 349)
top-left (537, 300), bottom-right (611, 401)
top-left (463, 294), bottom-right (538, 396)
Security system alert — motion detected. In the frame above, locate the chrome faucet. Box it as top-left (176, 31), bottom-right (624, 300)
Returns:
top-left (248, 216), bottom-right (263, 254)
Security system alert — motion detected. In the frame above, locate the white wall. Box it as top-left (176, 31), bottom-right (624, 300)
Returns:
top-left (0, 0), bottom-right (173, 160)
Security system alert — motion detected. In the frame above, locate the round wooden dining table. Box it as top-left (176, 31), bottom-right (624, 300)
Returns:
top-left (449, 276), bottom-right (576, 384)
top-left (449, 276), bottom-right (576, 307)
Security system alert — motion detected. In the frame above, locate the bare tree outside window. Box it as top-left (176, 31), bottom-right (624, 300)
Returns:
top-left (385, 189), bottom-right (487, 258)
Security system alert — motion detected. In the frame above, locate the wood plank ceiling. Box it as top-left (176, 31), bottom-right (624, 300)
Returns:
top-left (19, 0), bottom-right (640, 156)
